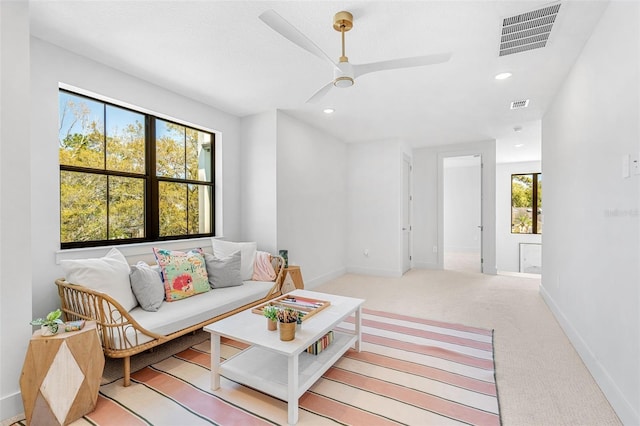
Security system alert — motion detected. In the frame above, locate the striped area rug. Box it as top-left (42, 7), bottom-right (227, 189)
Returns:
top-left (60, 309), bottom-right (500, 425)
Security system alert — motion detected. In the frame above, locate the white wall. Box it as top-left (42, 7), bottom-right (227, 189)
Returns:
top-left (496, 161), bottom-right (542, 272)
top-left (30, 37), bottom-right (243, 316)
top-left (0, 2), bottom-right (33, 419)
top-left (444, 159), bottom-right (481, 252)
top-left (412, 148), bottom-right (439, 268)
top-left (276, 112), bottom-right (347, 287)
top-left (0, 38), bottom-right (246, 420)
top-left (413, 140), bottom-right (497, 274)
top-left (541, 2), bottom-right (639, 423)
top-left (239, 111), bottom-right (278, 253)
top-left (346, 139), bottom-right (405, 277)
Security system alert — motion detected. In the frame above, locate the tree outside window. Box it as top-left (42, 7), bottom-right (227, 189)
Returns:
top-left (511, 173), bottom-right (542, 234)
top-left (58, 90), bottom-right (214, 248)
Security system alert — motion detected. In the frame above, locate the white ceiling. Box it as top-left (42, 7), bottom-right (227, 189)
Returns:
top-left (29, 1), bottom-right (610, 162)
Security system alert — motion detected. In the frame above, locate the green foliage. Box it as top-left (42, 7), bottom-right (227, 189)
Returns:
top-left (511, 174), bottom-right (533, 208)
top-left (512, 214), bottom-right (533, 233)
top-left (30, 309), bottom-right (64, 334)
top-left (262, 305), bottom-right (278, 321)
top-left (59, 93), bottom-right (212, 243)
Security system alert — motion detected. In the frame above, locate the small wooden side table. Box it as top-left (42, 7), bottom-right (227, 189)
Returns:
top-left (20, 321), bottom-right (104, 425)
top-left (284, 265), bottom-right (305, 290)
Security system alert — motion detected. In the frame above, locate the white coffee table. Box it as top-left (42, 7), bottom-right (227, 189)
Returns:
top-left (204, 289), bottom-right (364, 425)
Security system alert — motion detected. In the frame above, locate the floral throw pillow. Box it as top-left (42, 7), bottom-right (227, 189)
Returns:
top-left (153, 248), bottom-right (210, 302)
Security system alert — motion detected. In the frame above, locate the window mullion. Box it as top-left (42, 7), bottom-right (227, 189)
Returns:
top-left (532, 173), bottom-right (539, 234)
top-left (184, 128), bottom-right (189, 234)
top-left (148, 116), bottom-right (158, 241)
top-left (103, 105), bottom-right (109, 240)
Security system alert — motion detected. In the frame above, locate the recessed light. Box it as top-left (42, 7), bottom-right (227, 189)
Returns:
top-left (323, 108), bottom-right (335, 114)
top-left (495, 72), bottom-right (512, 80)
top-left (515, 143), bottom-right (525, 148)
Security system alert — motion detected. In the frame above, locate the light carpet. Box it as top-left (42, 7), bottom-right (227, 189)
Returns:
top-left (51, 309), bottom-right (499, 426)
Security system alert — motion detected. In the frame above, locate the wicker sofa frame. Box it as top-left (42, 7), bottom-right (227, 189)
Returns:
top-left (56, 255), bottom-right (285, 386)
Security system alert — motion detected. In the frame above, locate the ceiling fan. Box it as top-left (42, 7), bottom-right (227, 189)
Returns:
top-left (259, 9), bottom-right (452, 103)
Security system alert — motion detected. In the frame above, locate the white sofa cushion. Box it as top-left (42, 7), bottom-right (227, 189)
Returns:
top-left (114, 280), bottom-right (274, 349)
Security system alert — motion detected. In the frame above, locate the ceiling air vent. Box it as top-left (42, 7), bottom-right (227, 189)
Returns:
top-left (499, 2), bottom-right (561, 56)
top-left (511, 99), bottom-right (530, 109)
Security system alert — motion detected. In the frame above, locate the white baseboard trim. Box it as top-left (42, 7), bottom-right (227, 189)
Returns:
top-left (539, 285), bottom-right (638, 425)
top-left (411, 261), bottom-right (440, 270)
top-left (345, 266), bottom-right (402, 277)
top-left (305, 267), bottom-right (347, 290)
top-left (1, 391), bottom-right (23, 424)
top-left (497, 270), bottom-right (540, 279)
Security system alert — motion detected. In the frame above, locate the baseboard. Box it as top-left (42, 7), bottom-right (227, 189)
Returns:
top-left (497, 270), bottom-right (540, 279)
top-left (0, 391), bottom-right (23, 424)
top-left (345, 266), bottom-right (402, 277)
top-left (411, 261), bottom-right (439, 270)
top-left (305, 267), bottom-right (347, 290)
top-left (539, 285), bottom-right (638, 425)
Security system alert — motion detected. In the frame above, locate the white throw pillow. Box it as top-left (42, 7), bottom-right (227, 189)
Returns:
top-left (60, 247), bottom-right (137, 311)
top-left (211, 239), bottom-right (257, 281)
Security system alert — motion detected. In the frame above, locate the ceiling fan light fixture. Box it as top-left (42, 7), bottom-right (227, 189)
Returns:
top-left (259, 9), bottom-right (452, 104)
top-left (334, 76), bottom-right (354, 88)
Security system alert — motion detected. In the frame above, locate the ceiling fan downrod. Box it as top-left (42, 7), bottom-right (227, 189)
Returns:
top-left (333, 11), bottom-right (354, 88)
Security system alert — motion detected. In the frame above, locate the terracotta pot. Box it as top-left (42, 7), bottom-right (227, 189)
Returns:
top-left (267, 318), bottom-right (277, 331)
top-left (279, 321), bottom-right (296, 341)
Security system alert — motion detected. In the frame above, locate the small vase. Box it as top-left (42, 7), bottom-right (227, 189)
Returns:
top-left (40, 324), bottom-right (59, 336)
top-left (279, 321), bottom-right (296, 341)
top-left (267, 318), bottom-right (277, 331)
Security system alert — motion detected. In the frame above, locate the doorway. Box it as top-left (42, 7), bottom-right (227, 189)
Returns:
top-left (443, 155), bottom-right (482, 273)
top-left (402, 155), bottom-right (412, 274)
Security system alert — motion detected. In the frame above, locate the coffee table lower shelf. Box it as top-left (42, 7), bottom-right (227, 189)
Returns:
top-left (219, 331), bottom-right (356, 401)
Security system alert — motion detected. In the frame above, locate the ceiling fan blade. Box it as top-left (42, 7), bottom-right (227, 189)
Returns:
top-left (259, 9), bottom-right (339, 72)
top-left (353, 52), bottom-right (452, 79)
top-left (306, 81), bottom-right (334, 103)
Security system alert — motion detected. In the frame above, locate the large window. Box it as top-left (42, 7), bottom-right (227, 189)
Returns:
top-left (59, 90), bottom-right (214, 248)
top-left (511, 173), bottom-right (542, 234)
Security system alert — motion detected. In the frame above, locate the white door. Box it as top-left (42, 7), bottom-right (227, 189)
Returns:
top-left (402, 156), bottom-right (412, 274)
top-left (443, 155), bottom-right (482, 273)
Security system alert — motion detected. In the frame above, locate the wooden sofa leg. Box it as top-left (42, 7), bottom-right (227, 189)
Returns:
top-left (123, 356), bottom-right (131, 387)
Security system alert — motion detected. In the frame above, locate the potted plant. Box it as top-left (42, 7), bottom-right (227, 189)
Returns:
top-left (30, 309), bottom-right (64, 336)
top-left (276, 307), bottom-right (299, 341)
top-left (263, 305), bottom-right (278, 331)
